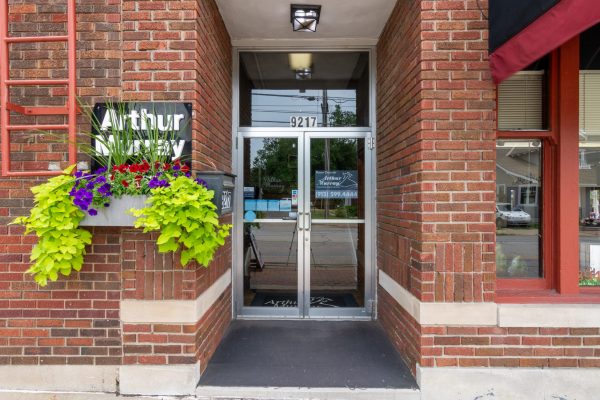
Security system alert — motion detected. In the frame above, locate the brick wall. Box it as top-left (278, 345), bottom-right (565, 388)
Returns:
top-left (377, 0), bottom-right (495, 305)
top-left (0, 0), bottom-right (123, 367)
top-left (421, 326), bottom-right (600, 368)
top-left (419, 0), bottom-right (496, 303)
top-left (0, 0), bottom-right (233, 372)
top-left (376, 0), bottom-right (600, 377)
top-left (377, 0), bottom-right (423, 300)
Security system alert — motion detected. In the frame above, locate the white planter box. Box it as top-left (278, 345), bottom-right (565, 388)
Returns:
top-left (80, 195), bottom-right (149, 227)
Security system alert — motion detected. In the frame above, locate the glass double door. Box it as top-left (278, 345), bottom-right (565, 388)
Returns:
top-left (239, 131), bottom-right (372, 318)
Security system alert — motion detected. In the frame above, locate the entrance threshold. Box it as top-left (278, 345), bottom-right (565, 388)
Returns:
top-left (197, 320), bottom-right (419, 400)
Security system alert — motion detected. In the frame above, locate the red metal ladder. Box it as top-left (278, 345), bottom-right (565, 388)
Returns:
top-left (0, 0), bottom-right (77, 177)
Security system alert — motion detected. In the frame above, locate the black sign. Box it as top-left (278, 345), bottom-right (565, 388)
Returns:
top-left (91, 102), bottom-right (192, 169)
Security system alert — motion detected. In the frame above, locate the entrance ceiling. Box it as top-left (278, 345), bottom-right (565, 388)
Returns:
top-left (214, 0), bottom-right (397, 46)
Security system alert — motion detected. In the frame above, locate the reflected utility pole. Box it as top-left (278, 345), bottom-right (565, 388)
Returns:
top-left (321, 89), bottom-right (330, 219)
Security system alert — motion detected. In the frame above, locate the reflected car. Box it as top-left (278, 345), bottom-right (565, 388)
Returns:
top-left (496, 203), bottom-right (531, 228)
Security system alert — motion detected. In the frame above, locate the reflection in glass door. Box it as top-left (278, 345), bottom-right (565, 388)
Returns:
top-left (242, 137), bottom-right (301, 315)
top-left (305, 136), bottom-right (366, 317)
top-left (239, 132), bottom-right (371, 318)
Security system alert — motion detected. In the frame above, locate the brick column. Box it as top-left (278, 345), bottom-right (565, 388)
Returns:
top-left (118, 0), bottom-right (232, 395)
top-left (377, 0), bottom-right (495, 372)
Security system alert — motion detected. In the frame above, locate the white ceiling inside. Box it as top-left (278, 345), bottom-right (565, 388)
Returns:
top-left (214, 0), bottom-right (397, 46)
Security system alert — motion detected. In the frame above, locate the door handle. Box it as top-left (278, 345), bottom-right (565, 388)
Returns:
top-left (298, 212), bottom-right (304, 231)
top-left (306, 213), bottom-right (312, 231)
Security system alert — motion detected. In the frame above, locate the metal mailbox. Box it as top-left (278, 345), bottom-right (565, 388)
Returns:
top-left (196, 171), bottom-right (236, 216)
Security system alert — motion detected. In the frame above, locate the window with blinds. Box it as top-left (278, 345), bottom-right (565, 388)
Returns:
top-left (498, 71), bottom-right (545, 130)
top-left (580, 71), bottom-right (600, 137)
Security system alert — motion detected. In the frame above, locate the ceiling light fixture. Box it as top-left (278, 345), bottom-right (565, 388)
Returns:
top-left (289, 53), bottom-right (313, 80)
top-left (291, 4), bottom-right (321, 33)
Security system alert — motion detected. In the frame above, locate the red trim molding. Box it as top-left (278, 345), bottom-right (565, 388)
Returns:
top-left (490, 0), bottom-right (600, 84)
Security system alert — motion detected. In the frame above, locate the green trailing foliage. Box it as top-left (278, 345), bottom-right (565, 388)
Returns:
top-left (131, 176), bottom-right (232, 267)
top-left (11, 166), bottom-right (92, 286)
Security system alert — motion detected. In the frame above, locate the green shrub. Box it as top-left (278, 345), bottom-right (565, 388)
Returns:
top-left (131, 176), bottom-right (232, 266)
top-left (11, 166), bottom-right (92, 286)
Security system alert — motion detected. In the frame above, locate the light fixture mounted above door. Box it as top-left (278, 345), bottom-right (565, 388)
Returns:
top-left (291, 4), bottom-right (321, 33)
top-left (289, 53), bottom-right (313, 80)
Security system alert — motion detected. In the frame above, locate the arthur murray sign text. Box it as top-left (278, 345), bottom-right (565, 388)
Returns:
top-left (92, 102), bottom-right (192, 165)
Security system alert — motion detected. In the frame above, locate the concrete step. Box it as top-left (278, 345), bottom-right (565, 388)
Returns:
top-left (0, 391), bottom-right (192, 400)
top-left (197, 386), bottom-right (421, 400)
top-left (0, 388), bottom-right (421, 400)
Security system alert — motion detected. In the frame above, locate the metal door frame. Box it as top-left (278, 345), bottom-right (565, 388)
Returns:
top-left (302, 131), bottom-right (373, 319)
top-left (234, 130), bottom-right (374, 319)
top-left (232, 47), bottom-right (377, 320)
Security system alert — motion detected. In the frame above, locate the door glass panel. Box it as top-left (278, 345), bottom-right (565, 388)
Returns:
top-left (310, 223), bottom-right (364, 307)
top-left (309, 137), bottom-right (365, 309)
top-left (309, 138), bottom-right (365, 219)
top-left (243, 138), bottom-right (299, 307)
top-left (243, 222), bottom-right (299, 307)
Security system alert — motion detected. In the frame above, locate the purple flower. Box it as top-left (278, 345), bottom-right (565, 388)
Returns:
top-left (75, 171), bottom-right (84, 179)
top-left (148, 176), bottom-right (169, 189)
top-left (103, 203), bottom-right (110, 208)
top-left (95, 175), bottom-right (107, 184)
top-left (88, 208), bottom-right (98, 216)
top-left (98, 183), bottom-right (111, 195)
top-left (71, 188), bottom-right (93, 211)
top-left (195, 178), bottom-right (208, 188)
top-left (173, 165), bottom-right (181, 171)
top-left (85, 182), bottom-right (95, 190)
top-left (94, 167), bottom-right (107, 175)
top-left (185, 172), bottom-right (191, 178)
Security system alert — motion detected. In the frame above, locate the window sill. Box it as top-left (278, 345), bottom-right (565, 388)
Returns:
top-left (496, 288), bottom-right (600, 304)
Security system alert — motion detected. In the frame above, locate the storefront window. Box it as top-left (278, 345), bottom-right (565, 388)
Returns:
top-left (496, 140), bottom-right (543, 278)
top-left (579, 23), bottom-right (600, 286)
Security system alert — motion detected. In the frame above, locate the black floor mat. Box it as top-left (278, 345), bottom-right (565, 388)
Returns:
top-left (198, 320), bottom-right (419, 389)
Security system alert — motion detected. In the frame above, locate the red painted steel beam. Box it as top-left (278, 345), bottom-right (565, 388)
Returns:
top-left (5, 79), bottom-right (69, 86)
top-left (7, 124), bottom-right (69, 131)
top-left (5, 103), bottom-right (68, 115)
top-left (67, 0), bottom-right (77, 167)
top-left (5, 35), bottom-right (67, 43)
top-left (1, 0), bottom-right (78, 176)
top-left (0, 0), bottom-right (9, 176)
top-left (4, 170), bottom-right (62, 177)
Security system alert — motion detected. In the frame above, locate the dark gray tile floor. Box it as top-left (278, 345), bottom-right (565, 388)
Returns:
top-left (198, 320), bottom-right (418, 389)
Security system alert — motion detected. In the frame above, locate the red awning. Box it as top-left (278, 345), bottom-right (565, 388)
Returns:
top-left (490, 0), bottom-right (600, 84)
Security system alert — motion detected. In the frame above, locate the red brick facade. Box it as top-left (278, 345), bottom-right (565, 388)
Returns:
top-left (1, 0), bottom-right (599, 396)
top-left (0, 0), bottom-right (232, 373)
top-left (376, 0), bottom-right (600, 378)
top-left (377, 0), bottom-right (495, 305)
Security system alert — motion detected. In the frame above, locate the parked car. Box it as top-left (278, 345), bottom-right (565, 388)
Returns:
top-left (496, 203), bottom-right (532, 228)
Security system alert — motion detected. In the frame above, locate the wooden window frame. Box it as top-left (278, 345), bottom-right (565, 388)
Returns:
top-left (496, 37), bottom-right (591, 301)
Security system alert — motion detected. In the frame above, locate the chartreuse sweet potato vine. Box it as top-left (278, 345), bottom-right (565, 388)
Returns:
top-left (131, 176), bottom-right (232, 267)
top-left (11, 166), bottom-right (92, 286)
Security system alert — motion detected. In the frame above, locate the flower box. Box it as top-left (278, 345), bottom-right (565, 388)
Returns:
top-left (196, 171), bottom-right (236, 216)
top-left (79, 195), bottom-right (149, 227)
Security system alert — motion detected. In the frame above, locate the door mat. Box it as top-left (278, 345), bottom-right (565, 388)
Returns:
top-left (250, 292), bottom-right (359, 308)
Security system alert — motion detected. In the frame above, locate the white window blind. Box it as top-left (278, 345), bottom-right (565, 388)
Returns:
top-left (498, 71), bottom-right (544, 130)
top-left (580, 71), bottom-right (600, 137)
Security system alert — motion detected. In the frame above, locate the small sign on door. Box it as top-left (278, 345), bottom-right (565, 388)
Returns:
top-left (315, 170), bottom-right (358, 199)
